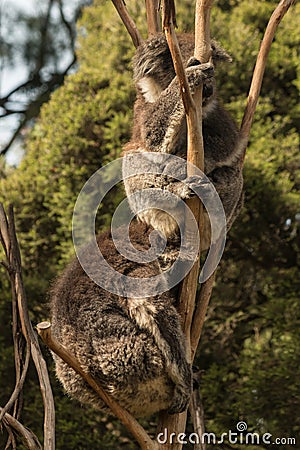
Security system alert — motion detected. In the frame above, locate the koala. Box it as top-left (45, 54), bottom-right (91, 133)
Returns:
top-left (123, 33), bottom-right (244, 250)
top-left (50, 221), bottom-right (192, 418)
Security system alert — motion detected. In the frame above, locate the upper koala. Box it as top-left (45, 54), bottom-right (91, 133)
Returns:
top-left (123, 33), bottom-right (243, 248)
top-left (50, 221), bottom-right (192, 418)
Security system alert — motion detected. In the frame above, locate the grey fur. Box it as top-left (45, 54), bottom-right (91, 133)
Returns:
top-left (123, 33), bottom-right (244, 247)
top-left (50, 222), bottom-right (192, 417)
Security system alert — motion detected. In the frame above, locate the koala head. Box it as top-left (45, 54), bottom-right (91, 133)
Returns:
top-left (133, 32), bottom-right (232, 95)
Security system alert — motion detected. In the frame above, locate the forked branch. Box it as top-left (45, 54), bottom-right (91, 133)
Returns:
top-left (0, 203), bottom-right (55, 450)
top-left (190, 0), bottom-right (295, 380)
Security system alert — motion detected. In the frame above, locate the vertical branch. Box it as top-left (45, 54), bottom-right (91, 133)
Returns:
top-left (190, 272), bottom-right (216, 361)
top-left (162, 0), bottom-right (202, 358)
top-left (189, 370), bottom-right (206, 450)
top-left (145, 0), bottom-right (161, 36)
top-left (156, 1), bottom-right (213, 448)
top-left (0, 203), bottom-right (55, 450)
top-left (194, 0), bottom-right (213, 63)
top-left (178, 0), bottom-right (213, 359)
top-left (186, 0), bottom-right (213, 360)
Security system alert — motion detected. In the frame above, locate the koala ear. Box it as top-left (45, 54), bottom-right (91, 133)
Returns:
top-left (211, 40), bottom-right (232, 65)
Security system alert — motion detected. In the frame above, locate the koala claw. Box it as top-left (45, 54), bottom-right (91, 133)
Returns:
top-left (187, 57), bottom-right (201, 67)
top-left (167, 388), bottom-right (190, 414)
top-left (183, 175), bottom-right (212, 199)
top-left (186, 63), bottom-right (214, 94)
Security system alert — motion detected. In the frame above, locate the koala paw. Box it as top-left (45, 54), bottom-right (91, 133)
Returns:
top-left (167, 386), bottom-right (190, 414)
top-left (187, 57), bottom-right (201, 67)
top-left (186, 61), bottom-right (214, 93)
top-left (180, 175), bottom-right (212, 200)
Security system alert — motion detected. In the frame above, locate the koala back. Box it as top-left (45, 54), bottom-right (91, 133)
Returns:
top-left (50, 221), bottom-right (191, 417)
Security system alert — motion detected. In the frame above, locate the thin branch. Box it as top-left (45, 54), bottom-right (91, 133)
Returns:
top-left (0, 343), bottom-right (30, 421)
top-left (162, 0), bottom-right (201, 357)
top-left (0, 76), bottom-right (40, 106)
top-left (191, 272), bottom-right (216, 361)
top-left (239, 0), bottom-right (296, 163)
top-left (0, 408), bottom-right (42, 450)
top-left (0, 56), bottom-right (76, 155)
top-left (0, 204), bottom-right (10, 258)
top-left (163, 1), bottom-right (194, 114)
top-left (184, 0), bottom-right (213, 357)
top-left (35, 0), bottom-right (55, 73)
top-left (190, 371), bottom-right (206, 450)
top-left (0, 203), bottom-right (55, 450)
top-left (37, 322), bottom-right (158, 450)
top-left (0, 115), bottom-right (28, 156)
top-left (111, 0), bottom-right (143, 48)
top-left (57, 0), bottom-right (77, 49)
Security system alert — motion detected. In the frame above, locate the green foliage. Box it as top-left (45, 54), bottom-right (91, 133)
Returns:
top-left (0, 0), bottom-right (299, 448)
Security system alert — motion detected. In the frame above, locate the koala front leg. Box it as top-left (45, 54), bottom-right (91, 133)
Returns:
top-left (139, 62), bottom-right (214, 154)
top-left (153, 306), bottom-right (193, 414)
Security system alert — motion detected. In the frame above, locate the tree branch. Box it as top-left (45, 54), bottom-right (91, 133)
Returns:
top-left (145, 0), bottom-right (161, 36)
top-left (190, 272), bottom-right (216, 361)
top-left (0, 342), bottom-right (30, 422)
top-left (0, 203), bottom-right (55, 450)
top-left (111, 0), bottom-right (143, 48)
top-left (155, 2), bottom-right (213, 448)
top-left (189, 370), bottom-right (206, 450)
top-left (0, 408), bottom-right (42, 450)
top-left (239, 0), bottom-right (296, 163)
top-left (57, 0), bottom-right (77, 49)
top-left (0, 56), bottom-right (76, 155)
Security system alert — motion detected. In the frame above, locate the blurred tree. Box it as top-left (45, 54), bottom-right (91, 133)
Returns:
top-left (0, 0), bottom-right (299, 448)
top-left (0, 0), bottom-right (90, 155)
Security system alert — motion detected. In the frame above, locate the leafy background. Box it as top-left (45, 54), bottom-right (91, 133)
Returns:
top-left (0, 0), bottom-right (299, 448)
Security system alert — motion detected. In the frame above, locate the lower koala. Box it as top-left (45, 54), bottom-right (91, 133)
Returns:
top-left (50, 221), bottom-right (192, 417)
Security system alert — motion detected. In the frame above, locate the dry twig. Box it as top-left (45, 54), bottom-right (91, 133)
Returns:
top-left (111, 0), bottom-right (143, 48)
top-left (0, 408), bottom-right (42, 450)
top-left (145, 0), bottom-right (161, 36)
top-left (0, 203), bottom-right (55, 450)
top-left (239, 0), bottom-right (296, 162)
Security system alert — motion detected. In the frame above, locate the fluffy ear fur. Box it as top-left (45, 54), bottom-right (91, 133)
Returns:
top-left (211, 39), bottom-right (232, 65)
